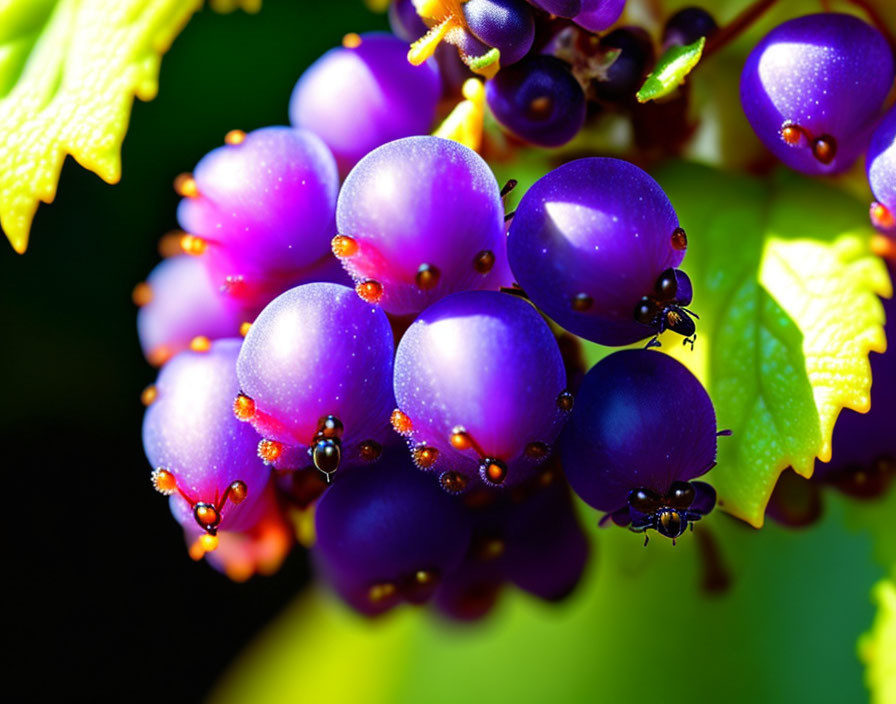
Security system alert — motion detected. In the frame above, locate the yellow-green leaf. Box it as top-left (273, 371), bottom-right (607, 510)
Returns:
top-left (0, 0), bottom-right (206, 254)
top-left (861, 579), bottom-right (896, 704)
top-left (636, 36), bottom-right (704, 103)
top-left (654, 162), bottom-right (890, 527)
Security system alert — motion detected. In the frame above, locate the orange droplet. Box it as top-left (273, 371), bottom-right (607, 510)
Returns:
top-left (238, 321), bottom-right (252, 338)
top-left (414, 570), bottom-right (435, 585)
top-left (359, 439), bottom-right (383, 461)
top-left (450, 429), bottom-right (472, 451)
top-left (147, 345), bottom-right (173, 367)
top-left (780, 124), bottom-right (802, 145)
top-left (368, 582), bottom-right (396, 603)
top-left (141, 385), bottom-right (158, 406)
top-left (484, 460), bottom-right (507, 485)
top-left (415, 263), bottom-right (441, 291)
top-left (190, 336), bottom-right (212, 352)
top-left (174, 173), bottom-right (199, 198)
top-left (473, 250), bottom-right (495, 274)
top-left (571, 293), bottom-right (593, 312)
top-left (199, 533), bottom-right (219, 552)
top-left (132, 282), bottom-right (152, 306)
top-left (557, 391), bottom-right (574, 411)
top-left (412, 444), bottom-right (439, 468)
top-left (871, 202), bottom-right (896, 231)
top-left (356, 279), bottom-right (384, 303)
top-left (180, 233), bottom-right (208, 256)
top-left (872, 234), bottom-right (896, 262)
top-left (229, 480), bottom-right (248, 504)
top-left (224, 129), bottom-right (246, 145)
top-left (812, 135), bottom-right (837, 164)
top-left (151, 468), bottom-right (177, 495)
top-left (194, 504), bottom-right (220, 529)
top-left (671, 227), bottom-right (688, 250)
top-left (233, 393), bottom-right (256, 422)
top-left (188, 539), bottom-right (206, 561)
top-left (528, 95), bottom-right (553, 120)
top-left (524, 441), bottom-right (549, 459)
top-left (342, 32), bottom-right (362, 48)
top-left (158, 230), bottom-right (186, 258)
top-left (439, 471), bottom-right (468, 494)
top-left (391, 409), bottom-right (413, 435)
top-left (258, 439), bottom-right (284, 463)
top-left (331, 234), bottom-right (359, 258)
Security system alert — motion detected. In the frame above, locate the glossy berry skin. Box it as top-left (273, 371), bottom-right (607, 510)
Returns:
top-left (314, 453), bottom-right (473, 616)
top-left (236, 283), bottom-right (395, 474)
top-left (662, 6), bottom-right (717, 48)
top-left (463, 0), bottom-right (535, 66)
top-left (508, 157), bottom-right (686, 346)
top-left (573, 0), bottom-right (625, 33)
top-left (501, 475), bottom-right (589, 600)
top-left (290, 32), bottom-right (441, 176)
top-left (143, 339), bottom-right (271, 535)
top-left (866, 104), bottom-right (896, 234)
top-left (561, 350), bottom-right (719, 536)
top-left (486, 55), bottom-right (586, 147)
top-left (335, 136), bottom-right (506, 316)
top-left (176, 126), bottom-right (339, 310)
top-left (393, 290), bottom-right (569, 488)
top-left (136, 255), bottom-right (246, 367)
top-left (740, 13), bottom-right (894, 175)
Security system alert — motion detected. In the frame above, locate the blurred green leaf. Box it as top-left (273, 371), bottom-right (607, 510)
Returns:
top-left (654, 163), bottom-right (890, 526)
top-left (213, 497), bottom-right (882, 704)
top-left (860, 579), bottom-right (896, 704)
top-left (0, 0), bottom-right (257, 254)
top-left (637, 36), bottom-right (705, 103)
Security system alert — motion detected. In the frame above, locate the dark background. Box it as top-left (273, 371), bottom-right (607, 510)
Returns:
top-left (0, 3), bottom-right (386, 700)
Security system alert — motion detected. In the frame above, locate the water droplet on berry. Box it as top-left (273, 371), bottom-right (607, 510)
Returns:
top-left (439, 470), bottom-right (469, 494)
top-left (391, 409), bottom-right (413, 435)
top-left (224, 129), bottom-right (246, 145)
top-left (356, 279), bottom-right (384, 303)
top-left (331, 234), bottom-right (359, 258)
top-left (670, 227), bottom-right (687, 250)
top-left (412, 444), bottom-right (439, 468)
top-left (415, 263), bottom-right (441, 291)
top-left (557, 391), bottom-right (574, 411)
top-left (474, 250), bottom-right (495, 273)
top-left (571, 293), bottom-right (593, 311)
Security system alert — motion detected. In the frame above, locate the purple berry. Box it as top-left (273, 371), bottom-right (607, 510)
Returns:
top-left (463, 0), bottom-right (535, 66)
top-left (592, 27), bottom-right (654, 102)
top-left (573, 0), bottom-right (625, 33)
top-left (334, 136), bottom-right (507, 316)
top-left (136, 255), bottom-right (246, 367)
top-left (176, 126), bottom-right (339, 310)
top-left (143, 339), bottom-right (271, 541)
top-left (866, 104), bottom-right (896, 234)
top-left (486, 55), bottom-right (586, 147)
top-left (740, 13), bottom-right (894, 175)
top-left (235, 283), bottom-right (395, 478)
top-left (289, 33), bottom-right (441, 176)
top-left (314, 452), bottom-right (473, 616)
top-left (662, 6), bottom-right (717, 48)
top-left (507, 157), bottom-right (689, 346)
top-left (393, 290), bottom-right (569, 489)
top-left (561, 349), bottom-right (720, 541)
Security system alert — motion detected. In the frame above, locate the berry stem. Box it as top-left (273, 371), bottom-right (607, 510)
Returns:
top-left (702, 0), bottom-right (780, 59)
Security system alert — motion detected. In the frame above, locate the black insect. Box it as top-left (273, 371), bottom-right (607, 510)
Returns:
top-left (626, 480), bottom-right (716, 545)
top-left (309, 414), bottom-right (343, 481)
top-left (634, 267), bottom-right (698, 349)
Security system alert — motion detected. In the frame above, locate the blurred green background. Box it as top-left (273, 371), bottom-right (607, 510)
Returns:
top-left (0, 1), bottom-right (889, 702)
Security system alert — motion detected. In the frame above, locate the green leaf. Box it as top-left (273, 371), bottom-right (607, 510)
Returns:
top-left (636, 36), bottom-right (705, 103)
top-left (212, 498), bottom-right (882, 704)
top-left (653, 162), bottom-right (890, 526)
top-left (0, 0), bottom-right (257, 254)
top-left (860, 579), bottom-right (896, 704)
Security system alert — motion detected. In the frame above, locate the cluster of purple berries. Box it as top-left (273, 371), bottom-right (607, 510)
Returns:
top-left (136, 4), bottom-right (896, 616)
